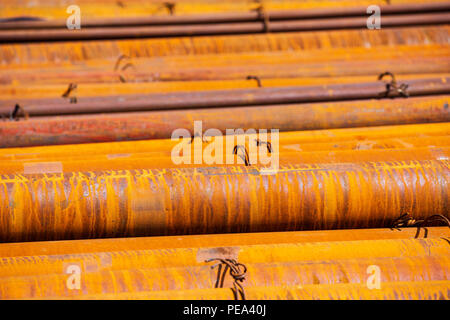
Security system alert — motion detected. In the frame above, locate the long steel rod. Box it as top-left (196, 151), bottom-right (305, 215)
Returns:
top-left (0, 79), bottom-right (448, 117)
top-left (1, 122), bottom-right (448, 157)
top-left (0, 227), bottom-right (447, 258)
top-left (0, 160), bottom-right (447, 242)
top-left (1, 3), bottom-right (449, 29)
top-left (1, 13), bottom-right (449, 43)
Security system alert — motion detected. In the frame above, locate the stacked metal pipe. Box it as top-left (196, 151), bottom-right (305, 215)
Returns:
top-left (0, 228), bottom-right (448, 300)
top-left (0, 0), bottom-right (449, 300)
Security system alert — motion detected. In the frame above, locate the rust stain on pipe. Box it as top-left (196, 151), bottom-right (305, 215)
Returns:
top-left (0, 146), bottom-right (448, 174)
top-left (1, 26), bottom-right (447, 66)
top-left (0, 255), bottom-right (448, 299)
top-left (1, 13), bottom-right (449, 43)
top-left (0, 160), bottom-right (448, 242)
top-left (71, 281), bottom-right (450, 300)
top-left (0, 227), bottom-right (447, 258)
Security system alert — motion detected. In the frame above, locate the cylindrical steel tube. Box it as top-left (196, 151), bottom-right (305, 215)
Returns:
top-left (0, 160), bottom-right (448, 242)
top-left (2, 26), bottom-right (446, 66)
top-left (1, 13), bottom-right (449, 43)
top-left (0, 227), bottom-right (447, 258)
top-left (1, 122), bottom-right (448, 155)
top-left (0, 235), bottom-right (448, 299)
top-left (0, 255), bottom-right (448, 299)
top-left (1, 97), bottom-right (448, 148)
top-left (2, 3), bottom-right (449, 29)
top-left (0, 147), bottom-right (448, 174)
top-left (0, 79), bottom-right (448, 117)
top-left (74, 281), bottom-right (450, 300)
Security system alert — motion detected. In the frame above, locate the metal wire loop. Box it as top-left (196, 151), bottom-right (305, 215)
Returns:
top-left (378, 71), bottom-right (409, 98)
top-left (233, 145), bottom-right (250, 166)
top-left (206, 258), bottom-right (247, 300)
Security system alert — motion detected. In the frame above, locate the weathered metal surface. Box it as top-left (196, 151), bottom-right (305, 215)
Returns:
top-left (1, 97), bottom-right (449, 148)
top-left (0, 255), bottom-right (448, 299)
top-left (74, 281), bottom-right (450, 300)
top-left (0, 79), bottom-right (448, 116)
top-left (3, 0), bottom-right (447, 20)
top-left (0, 74), bottom-right (446, 100)
top-left (0, 235), bottom-right (448, 299)
top-left (1, 13), bottom-right (449, 42)
top-left (1, 237), bottom-right (448, 276)
top-left (2, 122), bottom-right (448, 158)
top-left (0, 146), bottom-right (448, 174)
top-left (2, 3), bottom-right (449, 29)
top-left (1, 26), bottom-right (448, 67)
top-left (0, 160), bottom-right (447, 242)
top-left (0, 227), bottom-right (448, 258)
top-left (1, 50), bottom-right (448, 85)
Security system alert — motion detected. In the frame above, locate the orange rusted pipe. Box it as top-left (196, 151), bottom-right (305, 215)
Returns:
top-left (0, 160), bottom-right (448, 242)
top-left (0, 255), bottom-right (448, 299)
top-left (1, 26), bottom-right (447, 67)
top-left (2, 13), bottom-right (450, 43)
top-left (0, 227), bottom-right (447, 258)
top-left (0, 74), bottom-right (446, 100)
top-left (1, 122), bottom-right (448, 158)
top-left (1, 51), bottom-right (447, 84)
top-left (0, 147), bottom-right (448, 174)
top-left (2, 0), bottom-right (446, 20)
top-left (0, 237), bottom-right (448, 277)
top-left (72, 281), bottom-right (450, 300)
top-left (1, 135), bottom-right (449, 163)
top-left (0, 234), bottom-right (448, 299)
top-left (1, 97), bottom-right (448, 148)
top-left (3, 2), bottom-right (448, 28)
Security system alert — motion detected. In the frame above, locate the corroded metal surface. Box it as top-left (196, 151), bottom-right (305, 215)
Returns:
top-left (0, 256), bottom-right (448, 299)
top-left (0, 227), bottom-right (448, 258)
top-left (2, 3), bottom-right (449, 29)
top-left (75, 281), bottom-right (450, 300)
top-left (1, 51), bottom-right (448, 84)
top-left (2, 13), bottom-right (450, 43)
top-left (0, 146), bottom-right (448, 174)
top-left (1, 79), bottom-right (449, 117)
top-left (3, 0), bottom-right (447, 20)
top-left (1, 26), bottom-right (448, 67)
top-left (1, 122), bottom-right (448, 155)
top-left (1, 237), bottom-right (449, 276)
top-left (1, 97), bottom-right (449, 148)
top-left (0, 235), bottom-right (448, 299)
top-left (0, 160), bottom-right (448, 242)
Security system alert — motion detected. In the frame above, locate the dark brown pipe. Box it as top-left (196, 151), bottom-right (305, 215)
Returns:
top-left (0, 13), bottom-right (448, 43)
top-left (1, 3), bottom-right (449, 29)
top-left (0, 78), bottom-right (448, 117)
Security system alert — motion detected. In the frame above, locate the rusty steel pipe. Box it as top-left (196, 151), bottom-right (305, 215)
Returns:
top-left (0, 160), bottom-right (448, 242)
top-left (74, 281), bottom-right (450, 300)
top-left (0, 74), bottom-right (447, 100)
top-left (1, 96), bottom-right (449, 148)
top-left (2, 3), bottom-right (450, 29)
top-left (3, 46), bottom-right (446, 85)
top-left (1, 13), bottom-right (449, 43)
top-left (1, 26), bottom-right (447, 66)
top-left (0, 147), bottom-right (448, 174)
top-left (0, 235), bottom-right (448, 299)
top-left (0, 227), bottom-right (447, 258)
top-left (0, 79), bottom-right (448, 117)
top-left (1, 122), bottom-right (448, 157)
top-left (0, 237), bottom-right (448, 277)
top-left (0, 255), bottom-right (448, 299)
top-left (1, 135), bottom-right (450, 163)
top-left (1, 45), bottom-right (447, 85)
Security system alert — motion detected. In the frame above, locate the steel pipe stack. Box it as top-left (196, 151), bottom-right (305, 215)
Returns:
top-left (0, 0), bottom-right (449, 301)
